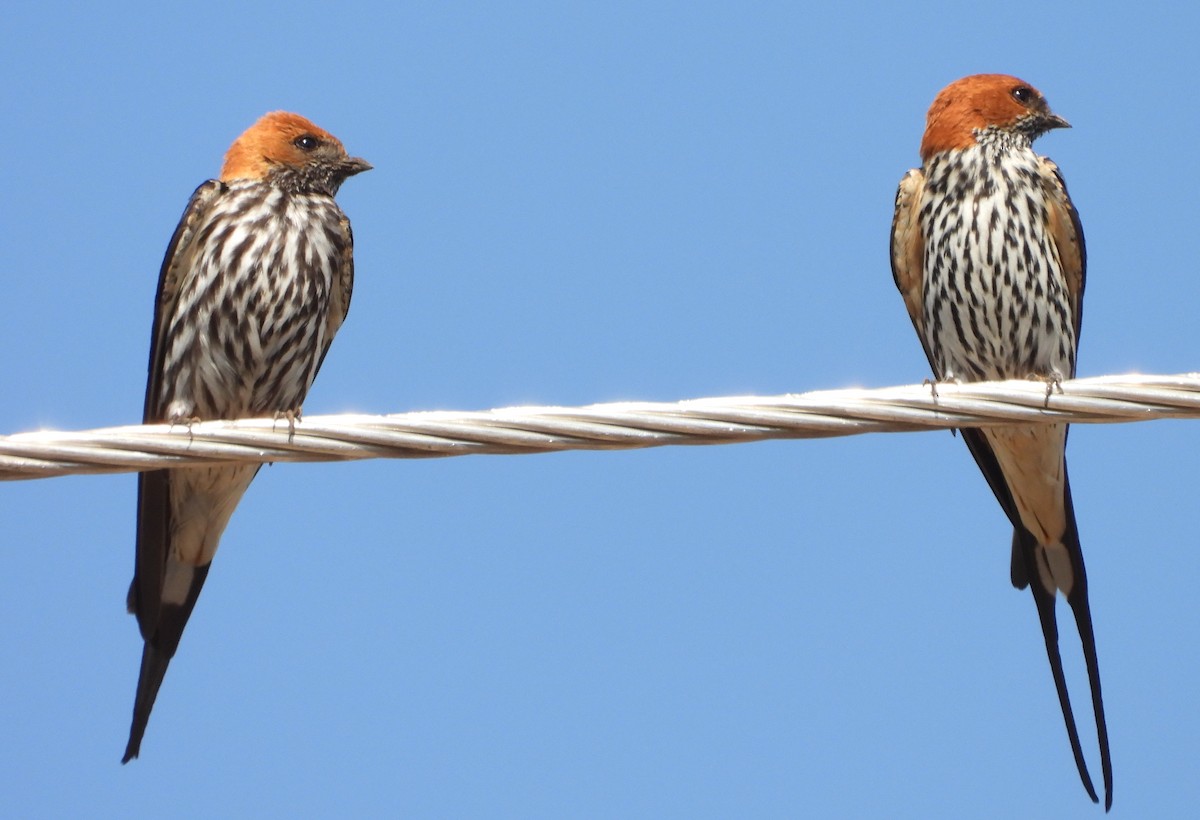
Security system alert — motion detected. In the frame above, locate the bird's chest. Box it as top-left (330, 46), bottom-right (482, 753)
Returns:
top-left (162, 193), bottom-right (339, 419)
top-left (919, 154), bottom-right (1075, 382)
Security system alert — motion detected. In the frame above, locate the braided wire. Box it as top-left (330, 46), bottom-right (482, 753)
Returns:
top-left (2, 373), bottom-right (1196, 481)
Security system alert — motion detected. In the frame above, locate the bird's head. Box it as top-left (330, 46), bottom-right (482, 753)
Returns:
top-left (919, 74), bottom-right (1069, 161)
top-left (220, 111), bottom-right (372, 195)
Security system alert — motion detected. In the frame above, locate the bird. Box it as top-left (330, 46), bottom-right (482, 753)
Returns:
top-left (122, 112), bottom-right (371, 762)
top-left (889, 75), bottom-right (1111, 809)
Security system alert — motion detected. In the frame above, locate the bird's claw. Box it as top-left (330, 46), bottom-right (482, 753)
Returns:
top-left (167, 414), bottom-right (203, 444)
top-left (1035, 373), bottom-right (1065, 408)
top-left (273, 408), bottom-right (302, 443)
top-left (924, 375), bottom-right (962, 437)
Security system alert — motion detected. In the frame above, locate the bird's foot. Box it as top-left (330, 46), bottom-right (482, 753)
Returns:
top-left (1033, 372), bottom-right (1065, 408)
top-left (925, 375), bottom-right (961, 436)
top-left (273, 408), bottom-right (303, 443)
top-left (166, 413), bottom-right (203, 443)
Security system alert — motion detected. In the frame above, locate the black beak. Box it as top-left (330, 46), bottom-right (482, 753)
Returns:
top-left (342, 157), bottom-right (373, 176)
top-left (1043, 112), bottom-right (1071, 130)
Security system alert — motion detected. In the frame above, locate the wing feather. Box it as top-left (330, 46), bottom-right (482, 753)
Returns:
top-left (1040, 157), bottom-right (1086, 351)
top-left (130, 180), bottom-right (225, 639)
top-left (142, 180), bottom-right (227, 422)
top-left (312, 214), bottom-right (354, 379)
top-left (890, 169), bottom-right (932, 366)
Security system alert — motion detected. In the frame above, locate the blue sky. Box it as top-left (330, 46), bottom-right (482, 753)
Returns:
top-left (2, 2), bottom-right (1197, 817)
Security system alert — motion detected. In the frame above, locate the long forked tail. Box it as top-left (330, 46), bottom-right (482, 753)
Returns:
top-left (1014, 514), bottom-right (1112, 810)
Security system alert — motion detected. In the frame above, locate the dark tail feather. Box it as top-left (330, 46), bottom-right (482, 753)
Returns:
top-left (121, 561), bottom-right (211, 764)
top-left (122, 643), bottom-right (173, 763)
top-left (1061, 477), bottom-right (1113, 811)
top-left (1015, 513), bottom-right (1111, 810)
top-left (1066, 581), bottom-right (1112, 811)
top-left (1010, 528), bottom-right (1029, 590)
top-left (1018, 529), bottom-right (1098, 804)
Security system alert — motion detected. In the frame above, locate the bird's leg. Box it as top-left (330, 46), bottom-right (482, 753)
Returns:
top-left (273, 408), bottom-right (303, 443)
top-left (926, 373), bottom-right (962, 437)
top-left (166, 411), bottom-right (203, 445)
top-left (1033, 371), bottom-right (1065, 408)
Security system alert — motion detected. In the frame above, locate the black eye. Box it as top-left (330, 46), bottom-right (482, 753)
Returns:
top-left (294, 134), bottom-right (320, 151)
top-left (1011, 86), bottom-right (1034, 105)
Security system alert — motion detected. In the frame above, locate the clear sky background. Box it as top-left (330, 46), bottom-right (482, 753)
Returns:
top-left (2, 2), bottom-right (1197, 818)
